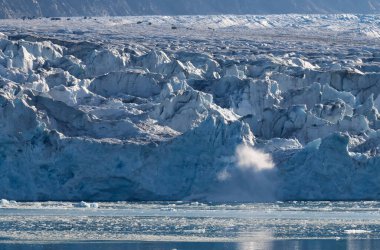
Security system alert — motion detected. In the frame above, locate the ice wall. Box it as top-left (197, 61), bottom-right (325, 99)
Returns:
top-left (1, 15), bottom-right (380, 201)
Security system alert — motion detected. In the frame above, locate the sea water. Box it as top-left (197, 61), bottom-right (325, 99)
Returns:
top-left (1, 201), bottom-right (380, 249)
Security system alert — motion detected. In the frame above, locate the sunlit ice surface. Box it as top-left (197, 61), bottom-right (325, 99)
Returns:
top-left (1, 201), bottom-right (380, 249)
top-left (2, 14), bottom-right (380, 250)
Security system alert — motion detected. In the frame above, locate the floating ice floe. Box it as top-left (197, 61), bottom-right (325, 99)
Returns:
top-left (0, 199), bottom-right (17, 207)
top-left (344, 229), bottom-right (371, 235)
top-left (0, 199), bottom-right (9, 206)
top-left (74, 201), bottom-right (99, 209)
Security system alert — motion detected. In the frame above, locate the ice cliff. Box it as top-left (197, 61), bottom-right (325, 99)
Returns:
top-left (1, 15), bottom-right (380, 201)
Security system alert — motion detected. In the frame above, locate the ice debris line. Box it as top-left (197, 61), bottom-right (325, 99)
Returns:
top-left (1, 15), bottom-right (380, 202)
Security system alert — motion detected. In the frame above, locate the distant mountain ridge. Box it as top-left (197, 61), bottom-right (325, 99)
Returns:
top-left (0, 0), bottom-right (380, 18)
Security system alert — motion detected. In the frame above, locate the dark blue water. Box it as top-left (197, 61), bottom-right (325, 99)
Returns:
top-left (0, 240), bottom-right (379, 250)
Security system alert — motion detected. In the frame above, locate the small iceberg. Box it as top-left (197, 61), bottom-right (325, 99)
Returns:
top-left (74, 201), bottom-right (99, 208)
top-left (344, 229), bottom-right (371, 234)
top-left (0, 199), bottom-right (9, 206)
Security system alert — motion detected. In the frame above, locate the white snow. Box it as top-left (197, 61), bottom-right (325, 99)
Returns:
top-left (0, 15), bottom-right (379, 202)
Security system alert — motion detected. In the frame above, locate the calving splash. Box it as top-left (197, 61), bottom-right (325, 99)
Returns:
top-left (208, 145), bottom-right (278, 202)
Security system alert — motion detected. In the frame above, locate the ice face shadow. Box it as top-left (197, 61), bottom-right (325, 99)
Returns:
top-left (0, 239), bottom-right (379, 250)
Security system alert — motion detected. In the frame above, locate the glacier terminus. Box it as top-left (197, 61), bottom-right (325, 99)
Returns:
top-left (0, 15), bottom-right (380, 202)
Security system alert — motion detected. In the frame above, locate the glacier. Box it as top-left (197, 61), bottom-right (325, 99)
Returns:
top-left (0, 15), bottom-right (380, 202)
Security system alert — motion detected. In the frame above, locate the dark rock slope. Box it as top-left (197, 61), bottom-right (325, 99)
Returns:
top-left (0, 0), bottom-right (379, 18)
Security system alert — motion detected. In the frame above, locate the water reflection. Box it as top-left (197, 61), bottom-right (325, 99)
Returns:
top-left (239, 239), bottom-right (380, 250)
top-left (1, 240), bottom-right (380, 250)
top-left (347, 236), bottom-right (374, 250)
top-left (237, 231), bottom-right (274, 250)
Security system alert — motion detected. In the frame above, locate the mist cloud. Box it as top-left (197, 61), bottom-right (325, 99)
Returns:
top-left (207, 144), bottom-right (278, 202)
top-left (236, 145), bottom-right (275, 171)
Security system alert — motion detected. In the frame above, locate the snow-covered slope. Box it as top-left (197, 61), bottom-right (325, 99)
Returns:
top-left (1, 0), bottom-right (380, 18)
top-left (1, 15), bottom-right (380, 201)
